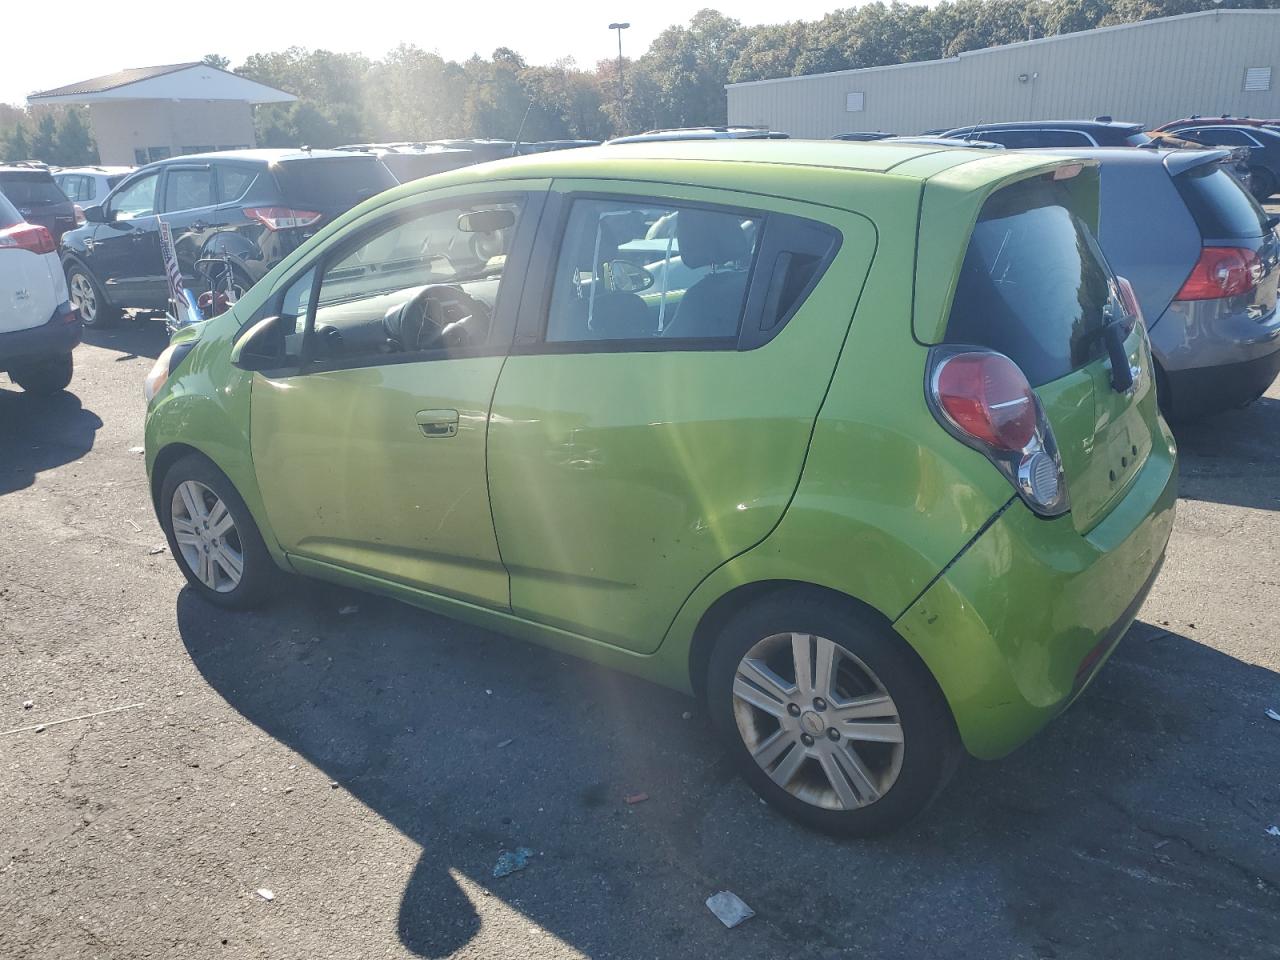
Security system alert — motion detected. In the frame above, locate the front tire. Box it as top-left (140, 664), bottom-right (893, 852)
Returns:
top-left (8, 352), bottom-right (73, 395)
top-left (706, 589), bottom-right (962, 836)
top-left (158, 453), bottom-right (277, 609)
top-left (66, 263), bottom-right (121, 328)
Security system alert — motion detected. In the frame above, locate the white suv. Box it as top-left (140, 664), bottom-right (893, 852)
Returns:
top-left (0, 191), bottom-right (80, 394)
top-left (52, 166), bottom-right (132, 216)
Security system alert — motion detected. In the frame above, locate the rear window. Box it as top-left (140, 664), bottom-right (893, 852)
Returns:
top-left (0, 191), bottom-right (20, 228)
top-left (1123, 131), bottom-right (1153, 146)
top-left (1174, 164), bottom-right (1269, 240)
top-left (271, 157), bottom-right (397, 213)
top-left (945, 178), bottom-right (1112, 386)
top-left (0, 172), bottom-right (68, 206)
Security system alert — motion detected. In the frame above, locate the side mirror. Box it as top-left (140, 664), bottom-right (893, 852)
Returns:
top-left (458, 209), bottom-right (516, 233)
top-left (83, 204), bottom-right (107, 224)
top-left (230, 315), bottom-right (284, 371)
top-left (604, 259), bottom-right (655, 293)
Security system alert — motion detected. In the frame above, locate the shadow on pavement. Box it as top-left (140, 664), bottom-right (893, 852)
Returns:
top-left (80, 316), bottom-right (170, 361)
top-left (1173, 395), bottom-right (1280, 512)
top-left (177, 586), bottom-right (1280, 959)
top-left (0, 387), bottom-right (102, 496)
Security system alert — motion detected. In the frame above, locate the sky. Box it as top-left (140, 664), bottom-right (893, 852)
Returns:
top-left (2, 0), bottom-right (854, 106)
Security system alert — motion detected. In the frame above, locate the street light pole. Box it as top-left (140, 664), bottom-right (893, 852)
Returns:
top-left (608, 21), bottom-right (630, 130)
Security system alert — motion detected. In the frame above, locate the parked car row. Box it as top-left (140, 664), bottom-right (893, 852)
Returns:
top-left (140, 140), bottom-right (1178, 835)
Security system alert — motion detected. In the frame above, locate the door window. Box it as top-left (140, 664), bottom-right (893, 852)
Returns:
top-left (110, 172), bottom-right (159, 220)
top-left (300, 199), bottom-right (524, 365)
top-left (162, 168), bottom-right (215, 213)
top-left (545, 198), bottom-right (762, 344)
top-left (216, 165), bottom-right (256, 202)
top-left (1185, 127), bottom-right (1257, 147)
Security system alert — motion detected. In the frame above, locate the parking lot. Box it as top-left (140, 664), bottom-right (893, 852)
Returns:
top-left (1, 315), bottom-right (1278, 959)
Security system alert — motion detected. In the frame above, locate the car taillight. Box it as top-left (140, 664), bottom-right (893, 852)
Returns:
top-left (0, 222), bottom-right (55, 255)
top-left (928, 348), bottom-right (1070, 517)
top-left (1115, 276), bottom-right (1143, 324)
top-left (243, 206), bottom-right (323, 231)
top-left (74, 204), bottom-right (86, 225)
top-left (1175, 246), bottom-right (1260, 301)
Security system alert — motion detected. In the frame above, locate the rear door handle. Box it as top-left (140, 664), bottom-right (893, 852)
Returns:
top-left (415, 409), bottom-right (459, 438)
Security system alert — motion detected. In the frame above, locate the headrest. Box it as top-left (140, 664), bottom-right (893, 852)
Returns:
top-left (676, 210), bottom-right (750, 269)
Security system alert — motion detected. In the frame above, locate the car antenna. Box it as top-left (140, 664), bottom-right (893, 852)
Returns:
top-left (510, 98), bottom-right (534, 158)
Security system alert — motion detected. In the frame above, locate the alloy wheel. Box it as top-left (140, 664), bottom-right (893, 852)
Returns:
top-left (731, 632), bottom-right (904, 811)
top-left (69, 272), bottom-right (97, 324)
top-left (170, 480), bottom-right (244, 593)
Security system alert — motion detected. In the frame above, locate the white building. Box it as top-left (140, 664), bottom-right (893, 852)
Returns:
top-left (28, 63), bottom-right (296, 166)
top-left (727, 9), bottom-right (1280, 138)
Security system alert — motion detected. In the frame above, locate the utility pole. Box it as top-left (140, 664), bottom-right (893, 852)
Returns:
top-left (608, 22), bottom-right (630, 131)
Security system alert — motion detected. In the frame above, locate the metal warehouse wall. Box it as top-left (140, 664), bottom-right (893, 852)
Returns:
top-left (727, 10), bottom-right (1280, 137)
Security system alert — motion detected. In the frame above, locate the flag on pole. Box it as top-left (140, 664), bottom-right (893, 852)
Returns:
top-left (158, 219), bottom-right (203, 329)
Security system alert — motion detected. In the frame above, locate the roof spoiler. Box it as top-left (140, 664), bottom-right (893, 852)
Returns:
top-left (1162, 148), bottom-right (1232, 176)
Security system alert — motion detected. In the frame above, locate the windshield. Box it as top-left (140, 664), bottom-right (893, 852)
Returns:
top-left (0, 172), bottom-right (68, 206)
top-left (946, 178), bottom-right (1115, 386)
top-left (272, 157), bottom-right (397, 214)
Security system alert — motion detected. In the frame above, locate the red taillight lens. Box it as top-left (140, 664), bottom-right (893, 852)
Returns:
top-left (1115, 276), bottom-right (1143, 323)
top-left (1175, 246), bottom-right (1259, 301)
top-left (934, 352), bottom-right (1038, 451)
top-left (0, 222), bottom-right (56, 255)
top-left (74, 204), bottom-right (86, 226)
top-left (243, 206), bottom-right (323, 231)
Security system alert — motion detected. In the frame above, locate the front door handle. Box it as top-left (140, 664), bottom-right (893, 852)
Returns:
top-left (416, 409), bottom-right (459, 438)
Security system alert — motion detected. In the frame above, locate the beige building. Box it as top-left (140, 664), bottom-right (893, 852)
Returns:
top-left (28, 63), bottom-right (295, 166)
top-left (727, 9), bottom-right (1280, 138)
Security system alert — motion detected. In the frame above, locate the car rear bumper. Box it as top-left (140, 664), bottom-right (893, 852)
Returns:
top-left (893, 428), bottom-right (1177, 759)
top-left (0, 301), bottom-right (81, 370)
top-left (1163, 346), bottom-right (1280, 418)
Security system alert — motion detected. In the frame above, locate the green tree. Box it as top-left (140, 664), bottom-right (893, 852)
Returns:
top-left (202, 53), bottom-right (232, 70)
top-left (29, 113), bottom-right (58, 163)
top-left (54, 109), bottom-right (96, 165)
top-left (3, 123), bottom-right (30, 162)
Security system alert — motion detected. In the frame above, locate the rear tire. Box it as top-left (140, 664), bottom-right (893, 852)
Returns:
top-left (8, 352), bottom-right (73, 395)
top-left (706, 588), bottom-right (962, 836)
top-left (66, 263), bottom-right (121, 328)
top-left (158, 453), bottom-right (277, 609)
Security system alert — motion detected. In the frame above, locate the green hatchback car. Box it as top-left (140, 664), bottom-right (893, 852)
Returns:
top-left (144, 141), bottom-right (1177, 834)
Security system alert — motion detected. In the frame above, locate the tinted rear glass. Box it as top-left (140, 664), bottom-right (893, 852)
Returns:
top-left (945, 178), bottom-right (1112, 386)
top-left (0, 191), bottom-right (21, 228)
top-left (271, 157), bottom-right (397, 213)
top-left (1174, 164), bottom-right (1269, 240)
top-left (0, 172), bottom-right (69, 206)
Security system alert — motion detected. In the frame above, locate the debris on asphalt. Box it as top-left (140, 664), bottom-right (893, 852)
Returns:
top-left (1265, 708), bottom-right (1280, 722)
top-left (706, 890), bottom-right (754, 928)
top-left (493, 847), bottom-right (534, 879)
top-left (0, 702), bottom-right (145, 738)
top-left (624, 793), bottom-right (649, 805)
top-left (148, 545), bottom-right (166, 555)
top-left (682, 711), bottom-right (693, 720)
top-left (338, 605), bottom-right (358, 615)
top-left (1153, 839), bottom-right (1171, 850)
top-left (485, 688), bottom-right (493, 695)
top-left (255, 888), bottom-right (275, 901)
top-left (125, 518), bottom-right (142, 532)
top-left (1268, 826), bottom-right (1280, 837)
top-left (329, 780), bottom-right (339, 789)
top-left (497, 738), bottom-right (514, 748)
top-left (127, 446), bottom-right (144, 454)
top-left (22, 700), bottom-right (32, 710)
top-left (35, 725), bottom-right (45, 733)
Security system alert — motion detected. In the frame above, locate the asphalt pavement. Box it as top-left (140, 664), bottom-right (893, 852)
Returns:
top-left (1, 318), bottom-right (1278, 960)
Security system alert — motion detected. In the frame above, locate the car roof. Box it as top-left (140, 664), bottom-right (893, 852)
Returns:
top-left (945, 119), bottom-right (1144, 133)
top-left (54, 165), bottom-right (133, 175)
top-left (148, 148), bottom-right (373, 166)
top-left (388, 139), bottom-right (1085, 198)
top-left (0, 165), bottom-right (56, 176)
top-left (1037, 145), bottom-right (1230, 176)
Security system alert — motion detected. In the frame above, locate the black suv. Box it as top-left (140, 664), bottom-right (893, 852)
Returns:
top-left (0, 165), bottom-right (78, 244)
top-left (939, 118), bottom-right (1152, 147)
top-left (59, 149), bottom-right (397, 327)
top-left (1158, 123), bottom-right (1280, 200)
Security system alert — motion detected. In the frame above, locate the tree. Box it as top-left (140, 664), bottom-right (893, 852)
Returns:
top-left (29, 113), bottom-right (58, 163)
top-left (54, 109), bottom-right (96, 165)
top-left (3, 123), bottom-right (30, 163)
top-left (202, 53), bottom-right (232, 70)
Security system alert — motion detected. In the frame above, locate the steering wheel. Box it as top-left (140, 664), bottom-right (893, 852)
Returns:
top-left (383, 284), bottom-right (491, 353)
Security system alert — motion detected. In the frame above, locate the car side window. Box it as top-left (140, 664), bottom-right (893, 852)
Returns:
top-left (217, 166), bottom-right (256, 203)
top-left (110, 172), bottom-right (159, 220)
top-left (162, 168), bottom-right (215, 213)
top-left (545, 198), bottom-right (762, 344)
top-left (1189, 128), bottom-right (1254, 146)
top-left (302, 198), bottom-right (524, 365)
